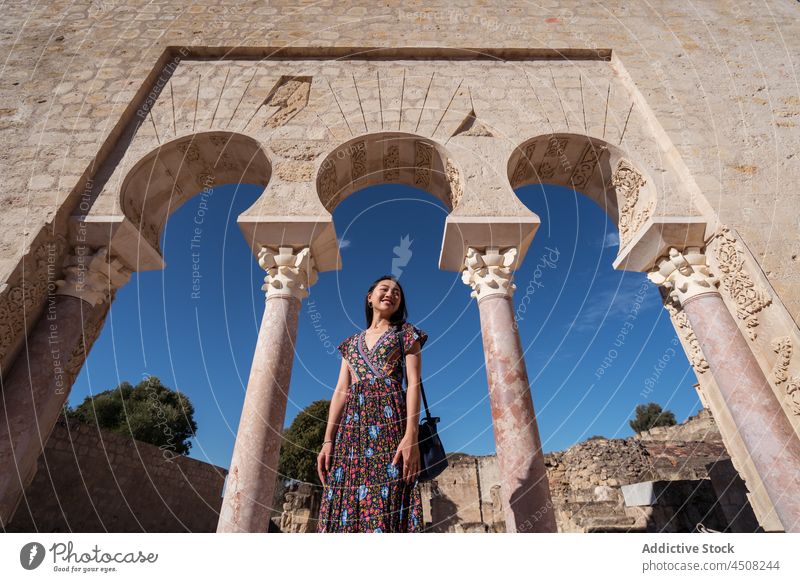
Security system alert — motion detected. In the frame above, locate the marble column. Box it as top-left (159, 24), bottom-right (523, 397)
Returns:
top-left (461, 246), bottom-right (557, 532)
top-left (217, 245), bottom-right (318, 533)
top-left (0, 246), bottom-right (130, 527)
top-left (649, 247), bottom-right (800, 532)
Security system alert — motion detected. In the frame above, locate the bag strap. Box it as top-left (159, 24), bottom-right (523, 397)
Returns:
top-left (397, 324), bottom-right (434, 421)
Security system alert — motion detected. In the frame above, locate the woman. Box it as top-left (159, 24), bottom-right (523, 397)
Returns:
top-left (316, 275), bottom-right (428, 533)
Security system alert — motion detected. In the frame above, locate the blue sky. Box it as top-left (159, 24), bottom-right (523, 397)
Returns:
top-left (69, 181), bottom-right (703, 469)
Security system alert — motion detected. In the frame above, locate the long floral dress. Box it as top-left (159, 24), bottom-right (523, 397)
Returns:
top-left (317, 321), bottom-right (428, 533)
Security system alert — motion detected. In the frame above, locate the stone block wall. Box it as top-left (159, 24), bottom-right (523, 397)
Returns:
top-left (6, 413), bottom-right (226, 533)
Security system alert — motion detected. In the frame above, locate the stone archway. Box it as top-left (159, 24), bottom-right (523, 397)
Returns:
top-left (0, 131), bottom-right (272, 527)
top-left (506, 132), bottom-right (800, 532)
top-left (314, 131), bottom-right (463, 212)
top-left (507, 132), bottom-right (659, 254)
top-left (119, 131), bottom-right (272, 256)
top-left (217, 127), bottom-right (560, 533)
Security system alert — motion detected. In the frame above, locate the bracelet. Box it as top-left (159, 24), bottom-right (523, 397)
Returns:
top-left (323, 440), bottom-right (333, 444)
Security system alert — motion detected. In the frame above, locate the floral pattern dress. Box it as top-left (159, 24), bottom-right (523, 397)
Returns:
top-left (317, 321), bottom-right (428, 533)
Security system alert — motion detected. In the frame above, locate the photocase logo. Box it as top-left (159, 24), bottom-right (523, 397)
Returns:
top-left (19, 542), bottom-right (46, 570)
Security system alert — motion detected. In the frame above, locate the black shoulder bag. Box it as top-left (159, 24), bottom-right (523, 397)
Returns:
top-left (397, 325), bottom-right (448, 482)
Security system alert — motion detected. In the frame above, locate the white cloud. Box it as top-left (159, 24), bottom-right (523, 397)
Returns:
top-left (602, 232), bottom-right (620, 248)
top-left (566, 280), bottom-right (653, 335)
top-left (338, 239), bottom-right (351, 250)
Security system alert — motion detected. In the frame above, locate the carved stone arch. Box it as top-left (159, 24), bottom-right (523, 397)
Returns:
top-left (315, 132), bottom-right (464, 213)
top-left (120, 131), bottom-right (272, 255)
top-left (507, 133), bottom-right (659, 253)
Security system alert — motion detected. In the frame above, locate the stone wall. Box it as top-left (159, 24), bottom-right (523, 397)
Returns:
top-left (279, 408), bottom-right (761, 532)
top-left (6, 413), bottom-right (226, 533)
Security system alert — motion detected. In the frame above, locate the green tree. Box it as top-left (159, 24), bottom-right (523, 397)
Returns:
top-left (65, 376), bottom-right (197, 456)
top-left (278, 399), bottom-right (330, 485)
top-left (629, 402), bottom-right (677, 434)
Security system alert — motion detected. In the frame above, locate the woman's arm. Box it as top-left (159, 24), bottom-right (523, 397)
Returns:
top-left (403, 340), bottom-right (422, 439)
top-left (323, 358), bottom-right (352, 444)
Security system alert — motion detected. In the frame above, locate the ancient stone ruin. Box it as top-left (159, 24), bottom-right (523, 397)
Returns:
top-left (274, 408), bottom-right (761, 533)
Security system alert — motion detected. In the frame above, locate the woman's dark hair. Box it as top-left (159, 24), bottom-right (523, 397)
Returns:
top-left (364, 274), bottom-right (408, 330)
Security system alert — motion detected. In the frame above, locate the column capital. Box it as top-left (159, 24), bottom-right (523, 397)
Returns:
top-left (460, 246), bottom-right (517, 302)
top-left (647, 246), bottom-right (719, 306)
top-left (258, 245), bottom-right (318, 301)
top-left (55, 246), bottom-right (132, 306)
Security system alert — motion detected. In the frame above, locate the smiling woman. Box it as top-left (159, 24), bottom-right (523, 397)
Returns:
top-left (316, 274), bottom-right (428, 533)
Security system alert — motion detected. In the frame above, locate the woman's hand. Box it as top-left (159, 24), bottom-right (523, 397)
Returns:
top-left (392, 433), bottom-right (420, 485)
top-left (317, 441), bottom-right (333, 487)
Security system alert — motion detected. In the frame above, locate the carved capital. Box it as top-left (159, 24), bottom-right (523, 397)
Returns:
top-left (647, 247), bottom-right (719, 306)
top-left (55, 246), bottom-right (132, 306)
top-left (258, 245), bottom-right (318, 301)
top-left (461, 246), bottom-right (517, 302)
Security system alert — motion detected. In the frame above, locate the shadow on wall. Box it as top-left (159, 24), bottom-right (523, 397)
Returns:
top-left (6, 414), bottom-right (226, 533)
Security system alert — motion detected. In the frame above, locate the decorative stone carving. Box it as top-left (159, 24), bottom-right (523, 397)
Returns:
top-left (0, 232), bottom-right (68, 369)
top-left (511, 143), bottom-right (536, 187)
top-left (713, 226), bottom-right (772, 340)
top-left (461, 246), bottom-right (518, 302)
top-left (257, 245), bottom-right (318, 301)
top-left (536, 137), bottom-right (569, 181)
top-left (318, 163), bottom-right (338, 208)
top-left (264, 76), bottom-right (311, 128)
top-left (664, 300), bottom-right (710, 375)
top-left (209, 135), bottom-right (229, 149)
top-left (544, 136), bottom-right (569, 158)
top-left (218, 152), bottom-right (237, 171)
top-left (63, 296), bottom-right (112, 385)
top-left (771, 337), bottom-right (800, 415)
top-left (611, 159), bottom-right (652, 249)
top-left (350, 140), bottom-right (367, 181)
top-left (648, 247), bottom-right (719, 305)
top-left (196, 172), bottom-right (216, 188)
top-left (569, 142), bottom-right (605, 191)
top-left (177, 142), bottom-right (201, 162)
top-left (55, 246), bottom-right (132, 307)
top-left (445, 159), bottom-right (463, 210)
top-left (413, 141), bottom-right (433, 188)
top-left (383, 143), bottom-right (399, 181)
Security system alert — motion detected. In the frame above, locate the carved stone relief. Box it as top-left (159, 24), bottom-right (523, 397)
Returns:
top-left (713, 226), bottom-right (772, 340)
top-left (0, 231), bottom-right (68, 372)
top-left (771, 337), bottom-right (800, 416)
top-left (383, 143), bottom-right (399, 181)
top-left (511, 143), bottom-right (536, 188)
top-left (569, 142), bottom-right (605, 191)
top-left (611, 159), bottom-right (652, 249)
top-left (319, 163), bottom-right (338, 208)
top-left (350, 140), bottom-right (367, 181)
top-left (264, 76), bottom-right (312, 128)
top-left (63, 295), bottom-right (113, 386)
top-left (664, 300), bottom-right (710, 375)
top-left (445, 159), bottom-right (463, 210)
top-left (177, 142), bottom-right (201, 162)
top-left (413, 141), bottom-right (433, 188)
top-left (537, 137), bottom-right (569, 181)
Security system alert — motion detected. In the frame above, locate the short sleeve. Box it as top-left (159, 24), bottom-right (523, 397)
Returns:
top-left (402, 322), bottom-right (428, 352)
top-left (337, 335), bottom-right (350, 358)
